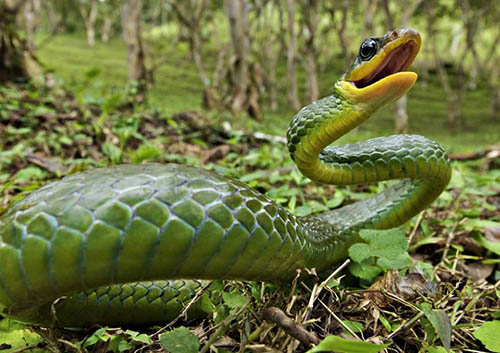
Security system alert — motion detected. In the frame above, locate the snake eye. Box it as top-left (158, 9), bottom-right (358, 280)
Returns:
top-left (359, 38), bottom-right (378, 60)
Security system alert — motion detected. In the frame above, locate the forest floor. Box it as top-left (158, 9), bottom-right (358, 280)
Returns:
top-left (0, 33), bottom-right (499, 353)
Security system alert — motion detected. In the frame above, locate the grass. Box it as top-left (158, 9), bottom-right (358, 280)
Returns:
top-left (37, 33), bottom-right (500, 153)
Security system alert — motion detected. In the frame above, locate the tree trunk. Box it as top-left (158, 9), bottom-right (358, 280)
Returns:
top-left (23, 0), bottom-right (42, 52)
top-left (256, 1), bottom-right (281, 112)
top-left (285, 0), bottom-right (300, 111)
top-left (425, 0), bottom-right (462, 129)
top-left (394, 95), bottom-right (408, 134)
top-left (337, 0), bottom-right (351, 70)
top-left (361, 0), bottom-right (378, 37)
top-left (79, 0), bottom-right (99, 47)
top-left (226, 0), bottom-right (250, 114)
top-left (490, 65), bottom-right (499, 120)
top-left (225, 0), bottom-right (261, 119)
top-left (122, 0), bottom-right (147, 102)
top-left (300, 0), bottom-right (320, 104)
top-left (101, 10), bottom-right (117, 42)
top-left (382, 0), bottom-right (423, 133)
top-left (0, 0), bottom-right (43, 82)
top-left (169, 0), bottom-right (219, 110)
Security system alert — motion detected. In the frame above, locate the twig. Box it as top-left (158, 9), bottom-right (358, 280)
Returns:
top-left (386, 311), bottom-right (425, 340)
top-left (317, 259), bottom-right (350, 293)
top-left (408, 211), bottom-right (425, 244)
top-left (449, 145), bottom-right (500, 161)
top-left (8, 345), bottom-right (43, 353)
top-left (262, 307), bottom-right (320, 347)
top-left (198, 301), bottom-right (251, 340)
top-left (316, 298), bottom-right (360, 339)
top-left (26, 152), bottom-right (67, 174)
top-left (199, 301), bottom-right (252, 353)
top-left (58, 339), bottom-right (83, 353)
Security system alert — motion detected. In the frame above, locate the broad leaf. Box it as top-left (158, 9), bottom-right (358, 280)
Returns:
top-left (160, 327), bottom-right (199, 353)
top-left (306, 335), bottom-right (389, 353)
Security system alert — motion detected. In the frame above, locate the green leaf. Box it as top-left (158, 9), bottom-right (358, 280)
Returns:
top-left (131, 333), bottom-right (152, 344)
top-left (306, 335), bottom-right (389, 353)
top-left (130, 143), bottom-right (162, 164)
top-left (84, 327), bottom-right (110, 346)
top-left (348, 243), bottom-right (372, 263)
top-left (240, 170), bottom-right (269, 183)
top-left (348, 261), bottom-right (382, 281)
top-left (421, 303), bottom-right (451, 351)
top-left (160, 327), bottom-right (199, 353)
top-left (102, 143), bottom-right (122, 164)
top-left (378, 314), bottom-right (392, 332)
top-left (473, 320), bottom-right (500, 352)
top-left (348, 229), bottom-right (411, 280)
top-left (109, 335), bottom-right (132, 353)
top-left (377, 253), bottom-right (412, 270)
top-left (15, 167), bottom-right (46, 183)
top-left (222, 292), bottom-right (247, 309)
top-left (200, 293), bottom-right (216, 313)
top-left (427, 346), bottom-right (449, 353)
top-left (474, 234), bottom-right (500, 256)
top-left (358, 228), bottom-right (409, 259)
top-left (326, 191), bottom-right (344, 208)
top-left (342, 320), bottom-right (364, 333)
top-left (465, 219), bottom-right (500, 231)
top-left (0, 319), bottom-right (42, 352)
top-left (59, 135), bottom-right (73, 146)
top-left (295, 205), bottom-right (312, 216)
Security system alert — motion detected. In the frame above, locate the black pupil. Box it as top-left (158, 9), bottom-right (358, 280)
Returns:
top-left (360, 39), bottom-right (377, 60)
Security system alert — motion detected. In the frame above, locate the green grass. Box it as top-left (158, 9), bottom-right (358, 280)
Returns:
top-left (38, 33), bottom-right (499, 153)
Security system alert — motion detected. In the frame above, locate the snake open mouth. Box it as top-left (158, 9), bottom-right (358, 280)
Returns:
top-left (343, 28), bottom-right (422, 91)
top-left (352, 40), bottom-right (419, 88)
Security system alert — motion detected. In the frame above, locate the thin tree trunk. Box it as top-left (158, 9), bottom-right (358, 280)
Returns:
top-left (324, 0), bottom-right (351, 71)
top-left (490, 65), bottom-right (499, 120)
top-left (0, 0), bottom-right (43, 82)
top-left (361, 0), bottom-right (377, 37)
top-left (23, 0), bottom-right (42, 52)
top-left (101, 8), bottom-right (119, 42)
top-left (258, 1), bottom-right (280, 112)
top-left (337, 0), bottom-right (351, 70)
top-left (79, 0), bottom-right (99, 47)
top-left (300, 0), bottom-right (319, 104)
top-left (383, 0), bottom-right (423, 133)
top-left (169, 0), bottom-right (219, 109)
top-left (425, 0), bottom-right (462, 129)
top-left (122, 0), bottom-right (147, 102)
top-left (226, 0), bottom-right (251, 115)
top-left (285, 0), bottom-right (300, 111)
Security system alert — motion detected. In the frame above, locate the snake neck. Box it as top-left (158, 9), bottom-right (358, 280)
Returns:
top-left (287, 82), bottom-right (451, 272)
top-left (287, 81), bottom-right (378, 182)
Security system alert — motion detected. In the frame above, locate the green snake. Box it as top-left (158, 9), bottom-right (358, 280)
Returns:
top-left (0, 28), bottom-right (451, 327)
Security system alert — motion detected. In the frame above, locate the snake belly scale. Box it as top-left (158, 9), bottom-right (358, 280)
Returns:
top-left (0, 28), bottom-right (451, 327)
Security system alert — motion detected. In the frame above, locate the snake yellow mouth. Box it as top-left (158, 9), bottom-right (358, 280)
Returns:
top-left (352, 40), bottom-right (419, 88)
top-left (345, 28), bottom-right (421, 89)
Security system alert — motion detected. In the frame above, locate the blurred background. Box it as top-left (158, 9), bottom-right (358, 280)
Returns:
top-left (1, 0), bottom-right (499, 156)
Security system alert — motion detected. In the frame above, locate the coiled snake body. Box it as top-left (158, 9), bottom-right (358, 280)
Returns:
top-left (0, 29), bottom-right (451, 327)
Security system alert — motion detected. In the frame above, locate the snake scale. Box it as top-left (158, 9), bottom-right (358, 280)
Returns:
top-left (0, 28), bottom-right (451, 327)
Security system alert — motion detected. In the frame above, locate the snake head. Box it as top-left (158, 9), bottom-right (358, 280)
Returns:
top-left (338, 28), bottom-right (421, 111)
